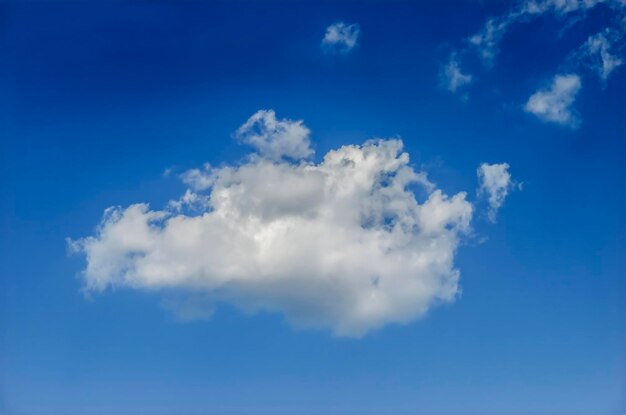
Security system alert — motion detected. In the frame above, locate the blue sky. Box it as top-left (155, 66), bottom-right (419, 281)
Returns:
top-left (1, 1), bottom-right (625, 414)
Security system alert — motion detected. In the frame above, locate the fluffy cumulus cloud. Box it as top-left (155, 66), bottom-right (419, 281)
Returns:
top-left (477, 163), bottom-right (516, 222)
top-left (441, 54), bottom-right (473, 92)
top-left (69, 110), bottom-right (486, 337)
top-left (524, 73), bottom-right (581, 127)
top-left (321, 22), bottom-right (360, 54)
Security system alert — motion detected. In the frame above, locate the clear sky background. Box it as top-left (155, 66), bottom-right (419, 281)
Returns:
top-left (1, 1), bottom-right (625, 414)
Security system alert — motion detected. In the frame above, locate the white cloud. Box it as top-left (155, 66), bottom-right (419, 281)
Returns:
top-left (321, 22), bottom-right (360, 54)
top-left (70, 111), bottom-right (480, 337)
top-left (579, 29), bottom-right (624, 80)
top-left (447, 0), bottom-right (624, 116)
top-left (477, 163), bottom-right (516, 222)
top-left (180, 163), bottom-right (215, 191)
top-left (523, 0), bottom-right (604, 14)
top-left (524, 74), bottom-right (582, 127)
top-left (469, 16), bottom-right (512, 66)
top-left (441, 54), bottom-right (473, 92)
top-left (234, 109), bottom-right (314, 161)
top-left (467, 0), bottom-right (608, 65)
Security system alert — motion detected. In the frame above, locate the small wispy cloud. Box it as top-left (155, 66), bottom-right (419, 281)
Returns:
top-left (234, 109), bottom-right (314, 161)
top-left (321, 22), bottom-right (360, 54)
top-left (477, 163), bottom-right (518, 223)
top-left (454, 0), bottom-right (625, 72)
top-left (468, 16), bottom-right (512, 67)
top-left (441, 53), bottom-right (473, 92)
top-left (577, 28), bottom-right (624, 81)
top-left (524, 74), bottom-right (581, 128)
top-left (441, 0), bottom-right (625, 122)
top-left (522, 0), bottom-right (604, 15)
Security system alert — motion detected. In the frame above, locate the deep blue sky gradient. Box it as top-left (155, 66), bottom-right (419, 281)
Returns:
top-left (1, 1), bottom-right (624, 414)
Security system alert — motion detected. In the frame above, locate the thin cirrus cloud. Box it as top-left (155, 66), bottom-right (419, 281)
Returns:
top-left (477, 162), bottom-right (518, 223)
top-left (321, 21), bottom-right (360, 54)
top-left (468, 14), bottom-right (511, 67)
top-left (442, 0), bottom-right (625, 125)
top-left (524, 73), bottom-right (582, 127)
top-left (467, 0), bottom-right (610, 67)
top-left (576, 28), bottom-right (624, 81)
top-left (466, 0), bottom-right (624, 69)
top-left (440, 54), bottom-right (473, 92)
top-left (69, 110), bottom-right (516, 337)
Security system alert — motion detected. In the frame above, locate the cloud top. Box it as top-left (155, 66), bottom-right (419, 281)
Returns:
top-left (70, 111), bottom-right (481, 337)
